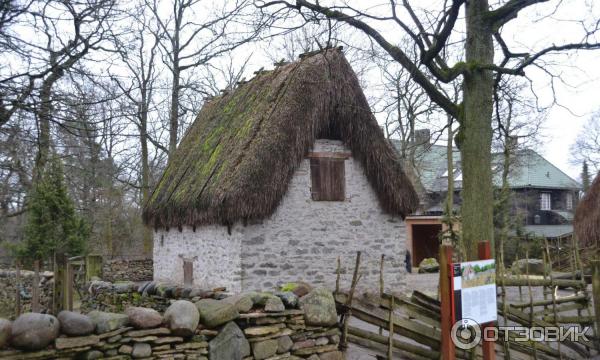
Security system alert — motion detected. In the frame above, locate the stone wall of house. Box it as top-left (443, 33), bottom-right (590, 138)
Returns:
top-left (154, 140), bottom-right (407, 293)
top-left (154, 226), bottom-right (243, 292)
top-left (102, 258), bottom-right (154, 282)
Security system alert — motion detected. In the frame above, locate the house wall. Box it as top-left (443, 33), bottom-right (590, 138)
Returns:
top-left (153, 140), bottom-right (407, 293)
top-left (153, 226), bottom-right (243, 293)
top-left (510, 188), bottom-right (578, 225)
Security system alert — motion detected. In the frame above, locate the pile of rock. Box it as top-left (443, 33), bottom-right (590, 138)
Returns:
top-left (102, 258), bottom-right (153, 283)
top-left (0, 286), bottom-right (342, 360)
top-left (82, 280), bottom-right (227, 313)
top-left (0, 269), bottom-right (54, 317)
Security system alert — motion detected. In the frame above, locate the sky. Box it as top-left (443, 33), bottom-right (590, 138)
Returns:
top-left (244, 0), bottom-right (600, 182)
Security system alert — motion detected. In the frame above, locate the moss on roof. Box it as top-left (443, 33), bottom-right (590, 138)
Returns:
top-left (143, 49), bottom-right (418, 228)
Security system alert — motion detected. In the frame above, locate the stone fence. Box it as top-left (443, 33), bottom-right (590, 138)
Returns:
top-left (0, 284), bottom-right (343, 360)
top-left (0, 269), bottom-right (54, 318)
top-left (101, 258), bottom-right (153, 283)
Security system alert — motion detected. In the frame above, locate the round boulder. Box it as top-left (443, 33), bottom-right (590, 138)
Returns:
top-left (57, 311), bottom-right (95, 336)
top-left (126, 307), bottom-right (162, 329)
top-left (164, 300), bottom-right (199, 337)
top-left (299, 288), bottom-right (338, 327)
top-left (0, 319), bottom-right (11, 348)
top-left (10, 313), bottom-right (60, 350)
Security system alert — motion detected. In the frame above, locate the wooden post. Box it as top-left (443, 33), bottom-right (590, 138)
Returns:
top-left (439, 244), bottom-right (455, 360)
top-left (478, 241), bottom-right (496, 360)
top-left (53, 253), bottom-right (68, 314)
top-left (15, 261), bottom-right (21, 317)
top-left (183, 260), bottom-right (193, 286)
top-left (340, 251), bottom-right (362, 350)
top-left (32, 260), bottom-right (40, 313)
top-left (67, 263), bottom-right (74, 311)
top-left (335, 256), bottom-right (341, 295)
top-left (85, 254), bottom-right (103, 282)
top-left (591, 259), bottom-right (600, 348)
top-left (387, 294), bottom-right (394, 359)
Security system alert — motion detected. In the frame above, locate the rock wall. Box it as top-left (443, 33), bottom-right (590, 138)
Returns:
top-left (0, 286), bottom-right (343, 360)
top-left (102, 258), bottom-right (153, 282)
top-left (154, 140), bottom-right (407, 293)
top-left (0, 269), bottom-right (53, 319)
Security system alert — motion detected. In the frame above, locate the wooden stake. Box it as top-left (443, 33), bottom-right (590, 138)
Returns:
top-left (15, 261), bottom-right (21, 317)
top-left (439, 244), bottom-right (454, 360)
top-left (341, 251), bottom-right (362, 350)
top-left (380, 254), bottom-right (385, 336)
top-left (591, 259), bottom-right (600, 349)
top-left (335, 256), bottom-right (341, 295)
top-left (388, 294), bottom-right (394, 360)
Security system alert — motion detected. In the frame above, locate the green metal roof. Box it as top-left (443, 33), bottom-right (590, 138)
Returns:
top-left (523, 225), bottom-right (573, 239)
top-left (391, 141), bottom-right (581, 192)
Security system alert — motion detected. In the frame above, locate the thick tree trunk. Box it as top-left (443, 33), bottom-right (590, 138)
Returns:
top-left (460, 0), bottom-right (495, 260)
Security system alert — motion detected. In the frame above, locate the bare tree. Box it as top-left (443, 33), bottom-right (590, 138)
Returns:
top-left (0, 0), bottom-right (117, 172)
top-left (147, 0), bottom-right (258, 158)
top-left (571, 111), bottom-right (600, 174)
top-left (258, 0), bottom-right (600, 259)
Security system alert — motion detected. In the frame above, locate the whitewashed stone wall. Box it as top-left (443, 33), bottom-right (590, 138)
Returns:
top-left (153, 225), bottom-right (243, 293)
top-left (153, 140), bottom-right (407, 293)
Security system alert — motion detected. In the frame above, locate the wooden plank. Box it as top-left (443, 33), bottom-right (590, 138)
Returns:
top-left (347, 326), bottom-right (438, 359)
top-left (183, 260), bottom-right (193, 286)
top-left (85, 254), bottom-right (103, 282)
top-left (307, 151), bottom-right (351, 159)
top-left (310, 158), bottom-right (321, 200)
top-left (54, 253), bottom-right (68, 314)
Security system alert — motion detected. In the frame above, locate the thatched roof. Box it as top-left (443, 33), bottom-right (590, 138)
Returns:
top-left (574, 173), bottom-right (600, 248)
top-left (143, 49), bottom-right (418, 229)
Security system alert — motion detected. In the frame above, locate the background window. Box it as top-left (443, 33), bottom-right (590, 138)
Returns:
top-left (310, 157), bottom-right (345, 201)
top-left (566, 192), bottom-right (573, 210)
top-left (540, 193), bottom-right (551, 210)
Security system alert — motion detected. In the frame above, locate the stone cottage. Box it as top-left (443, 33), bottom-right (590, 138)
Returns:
top-left (143, 48), bottom-right (418, 293)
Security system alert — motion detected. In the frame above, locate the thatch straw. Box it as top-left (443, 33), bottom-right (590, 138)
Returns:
top-left (143, 49), bottom-right (418, 229)
top-left (574, 173), bottom-right (600, 248)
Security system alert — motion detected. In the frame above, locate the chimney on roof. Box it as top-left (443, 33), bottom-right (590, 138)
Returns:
top-left (414, 129), bottom-right (430, 145)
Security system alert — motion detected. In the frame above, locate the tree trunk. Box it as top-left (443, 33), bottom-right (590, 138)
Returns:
top-left (460, 0), bottom-right (495, 260)
top-left (140, 98), bottom-right (153, 254)
top-left (169, 65), bottom-right (180, 158)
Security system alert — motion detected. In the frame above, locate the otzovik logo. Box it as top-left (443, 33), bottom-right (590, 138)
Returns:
top-left (451, 319), bottom-right (591, 350)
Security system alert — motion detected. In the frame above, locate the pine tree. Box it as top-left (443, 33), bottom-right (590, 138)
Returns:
top-left (13, 154), bottom-right (89, 262)
top-left (582, 161), bottom-right (591, 193)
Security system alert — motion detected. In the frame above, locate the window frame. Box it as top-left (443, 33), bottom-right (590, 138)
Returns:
top-left (566, 192), bottom-right (573, 210)
top-left (540, 192), bottom-right (551, 211)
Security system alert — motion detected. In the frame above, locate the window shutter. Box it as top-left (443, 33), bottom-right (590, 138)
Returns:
top-left (311, 157), bottom-right (345, 201)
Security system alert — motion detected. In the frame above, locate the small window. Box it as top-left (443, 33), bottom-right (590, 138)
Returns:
top-left (310, 157), bottom-right (345, 201)
top-left (540, 193), bottom-right (551, 211)
top-left (566, 193), bottom-right (573, 210)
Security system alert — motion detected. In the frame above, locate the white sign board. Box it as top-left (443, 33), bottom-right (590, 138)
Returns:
top-left (452, 259), bottom-right (497, 325)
